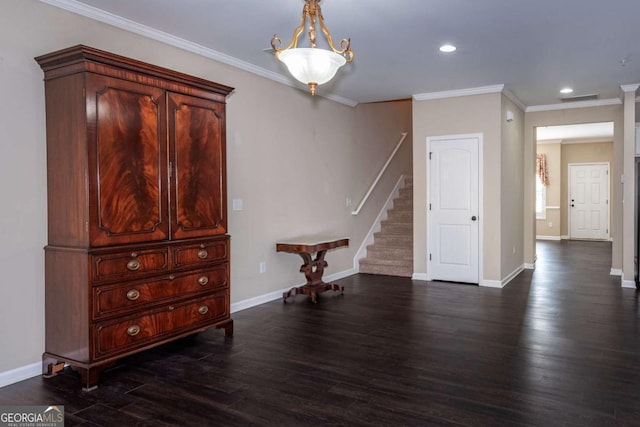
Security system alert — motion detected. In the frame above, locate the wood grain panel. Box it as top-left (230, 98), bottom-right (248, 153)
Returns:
top-left (169, 93), bottom-right (227, 239)
top-left (87, 75), bottom-right (169, 246)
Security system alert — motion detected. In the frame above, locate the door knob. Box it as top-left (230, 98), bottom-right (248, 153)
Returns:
top-left (471, 216), bottom-right (477, 221)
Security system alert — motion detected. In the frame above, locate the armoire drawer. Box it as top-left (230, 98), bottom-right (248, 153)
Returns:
top-left (171, 239), bottom-right (228, 269)
top-left (93, 291), bottom-right (229, 358)
top-left (91, 248), bottom-right (169, 283)
top-left (92, 263), bottom-right (229, 320)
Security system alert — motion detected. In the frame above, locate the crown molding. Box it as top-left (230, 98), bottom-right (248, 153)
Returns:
top-left (620, 84), bottom-right (640, 93)
top-left (38, 0), bottom-right (359, 108)
top-left (525, 98), bottom-right (622, 112)
top-left (502, 89), bottom-right (527, 111)
top-left (413, 84), bottom-right (505, 101)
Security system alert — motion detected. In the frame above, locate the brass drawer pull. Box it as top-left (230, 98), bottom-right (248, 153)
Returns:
top-left (126, 259), bottom-right (141, 271)
top-left (198, 305), bottom-right (209, 315)
top-left (126, 325), bottom-right (141, 336)
top-left (198, 276), bottom-right (209, 286)
top-left (126, 289), bottom-right (140, 301)
top-left (197, 249), bottom-right (208, 259)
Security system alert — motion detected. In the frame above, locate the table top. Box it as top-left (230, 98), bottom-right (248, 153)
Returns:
top-left (276, 236), bottom-right (349, 254)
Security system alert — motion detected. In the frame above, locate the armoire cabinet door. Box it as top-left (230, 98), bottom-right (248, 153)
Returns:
top-left (87, 75), bottom-right (169, 247)
top-left (168, 92), bottom-right (227, 240)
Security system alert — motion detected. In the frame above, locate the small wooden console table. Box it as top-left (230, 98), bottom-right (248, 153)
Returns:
top-left (276, 236), bottom-right (349, 303)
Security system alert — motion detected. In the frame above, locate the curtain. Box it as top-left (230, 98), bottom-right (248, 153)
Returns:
top-left (536, 153), bottom-right (550, 187)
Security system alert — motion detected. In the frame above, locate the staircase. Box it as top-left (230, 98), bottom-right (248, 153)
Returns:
top-left (359, 177), bottom-right (413, 277)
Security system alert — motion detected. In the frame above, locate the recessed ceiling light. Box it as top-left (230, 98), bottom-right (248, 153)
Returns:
top-left (560, 87), bottom-right (574, 94)
top-left (439, 44), bottom-right (456, 53)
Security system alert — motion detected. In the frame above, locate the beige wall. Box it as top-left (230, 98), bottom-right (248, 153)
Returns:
top-left (500, 96), bottom-right (525, 278)
top-left (412, 93), bottom-right (503, 282)
top-left (523, 105), bottom-right (624, 271)
top-left (560, 142), bottom-right (613, 236)
top-left (0, 1), bottom-right (412, 375)
top-left (536, 143), bottom-right (562, 237)
top-left (535, 141), bottom-right (613, 238)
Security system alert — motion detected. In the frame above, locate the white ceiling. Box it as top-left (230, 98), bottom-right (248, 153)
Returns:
top-left (58, 0), bottom-right (640, 106)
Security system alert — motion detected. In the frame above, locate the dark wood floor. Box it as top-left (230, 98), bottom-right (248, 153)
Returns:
top-left (1, 240), bottom-right (639, 426)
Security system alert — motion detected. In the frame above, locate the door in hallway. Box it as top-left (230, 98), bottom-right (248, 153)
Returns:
top-left (569, 163), bottom-right (609, 240)
top-left (427, 135), bottom-right (479, 284)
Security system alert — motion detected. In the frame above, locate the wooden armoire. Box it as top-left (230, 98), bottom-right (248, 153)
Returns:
top-left (36, 45), bottom-right (234, 390)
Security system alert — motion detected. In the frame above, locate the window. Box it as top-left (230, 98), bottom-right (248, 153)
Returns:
top-left (535, 176), bottom-right (546, 220)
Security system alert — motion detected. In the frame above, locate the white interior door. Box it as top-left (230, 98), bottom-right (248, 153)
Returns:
top-left (428, 136), bottom-right (479, 284)
top-left (569, 163), bottom-right (609, 240)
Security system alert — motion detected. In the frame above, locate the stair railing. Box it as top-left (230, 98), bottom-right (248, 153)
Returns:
top-left (351, 132), bottom-right (408, 215)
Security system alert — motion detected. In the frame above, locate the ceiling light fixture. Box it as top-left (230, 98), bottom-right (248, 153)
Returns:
top-left (271, 0), bottom-right (353, 96)
top-left (560, 87), bottom-right (574, 94)
top-left (439, 44), bottom-right (457, 53)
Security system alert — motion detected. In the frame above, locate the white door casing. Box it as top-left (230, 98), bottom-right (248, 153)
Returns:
top-left (427, 135), bottom-right (480, 284)
top-left (569, 163), bottom-right (610, 240)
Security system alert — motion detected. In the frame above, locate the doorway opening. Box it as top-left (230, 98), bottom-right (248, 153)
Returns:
top-left (535, 122), bottom-right (613, 243)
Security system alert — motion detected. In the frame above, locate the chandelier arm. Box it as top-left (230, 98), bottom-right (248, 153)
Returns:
top-left (271, 12), bottom-right (307, 53)
top-left (316, 6), bottom-right (354, 62)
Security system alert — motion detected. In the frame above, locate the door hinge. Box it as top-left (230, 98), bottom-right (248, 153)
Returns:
top-left (429, 152), bottom-right (432, 160)
top-left (168, 161), bottom-right (173, 179)
top-left (429, 253), bottom-right (432, 261)
top-left (429, 203), bottom-right (432, 211)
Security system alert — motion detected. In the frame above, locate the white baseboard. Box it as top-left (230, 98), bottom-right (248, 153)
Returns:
top-left (610, 268), bottom-right (623, 276)
top-left (536, 235), bottom-right (561, 241)
top-left (622, 279), bottom-right (637, 289)
top-left (524, 263), bottom-right (535, 270)
top-left (1, 269), bottom-right (359, 389)
top-left (0, 361), bottom-right (41, 389)
top-left (480, 280), bottom-right (503, 288)
top-left (502, 265), bottom-right (525, 287)
top-left (561, 235), bottom-right (570, 240)
top-left (411, 273), bottom-right (428, 281)
top-left (480, 264), bottom-right (524, 289)
top-left (231, 268), bottom-right (356, 313)
top-left (230, 286), bottom-right (293, 313)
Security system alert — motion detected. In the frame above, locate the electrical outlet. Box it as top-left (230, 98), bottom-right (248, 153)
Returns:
top-left (512, 245), bottom-right (516, 254)
top-left (548, 221), bottom-right (553, 228)
top-left (232, 199), bottom-right (244, 211)
top-left (259, 261), bottom-right (266, 274)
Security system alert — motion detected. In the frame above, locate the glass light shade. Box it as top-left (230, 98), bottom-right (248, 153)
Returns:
top-left (278, 48), bottom-right (346, 86)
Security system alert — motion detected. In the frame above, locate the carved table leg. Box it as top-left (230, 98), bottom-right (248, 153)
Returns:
top-left (283, 250), bottom-right (345, 303)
